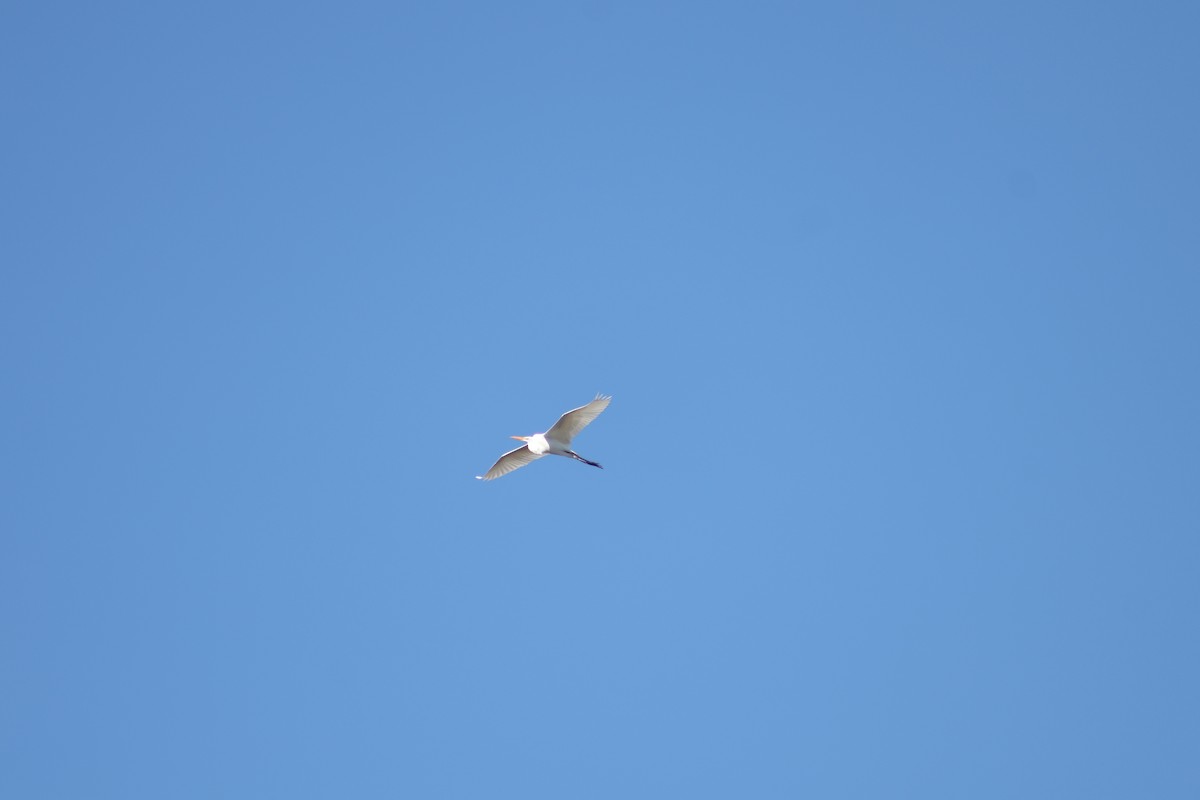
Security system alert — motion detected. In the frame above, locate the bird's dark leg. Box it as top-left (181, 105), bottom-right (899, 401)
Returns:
top-left (567, 451), bottom-right (603, 469)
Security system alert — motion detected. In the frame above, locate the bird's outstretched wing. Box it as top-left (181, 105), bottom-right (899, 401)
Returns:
top-left (476, 444), bottom-right (543, 481)
top-left (545, 394), bottom-right (611, 445)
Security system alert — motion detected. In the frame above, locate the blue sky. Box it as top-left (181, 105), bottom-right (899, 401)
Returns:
top-left (3, 2), bottom-right (1198, 797)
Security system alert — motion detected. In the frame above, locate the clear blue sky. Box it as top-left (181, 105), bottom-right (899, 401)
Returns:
top-left (3, 2), bottom-right (1198, 797)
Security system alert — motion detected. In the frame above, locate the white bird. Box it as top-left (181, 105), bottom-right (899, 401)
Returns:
top-left (476, 394), bottom-right (612, 481)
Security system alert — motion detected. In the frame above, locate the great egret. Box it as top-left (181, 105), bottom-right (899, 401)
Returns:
top-left (476, 394), bottom-right (612, 481)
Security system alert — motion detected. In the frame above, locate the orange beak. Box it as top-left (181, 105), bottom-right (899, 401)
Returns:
top-left (510, 435), bottom-right (527, 441)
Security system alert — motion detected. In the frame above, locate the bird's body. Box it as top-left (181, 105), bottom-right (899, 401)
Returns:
top-left (476, 395), bottom-right (611, 481)
top-left (524, 433), bottom-right (552, 455)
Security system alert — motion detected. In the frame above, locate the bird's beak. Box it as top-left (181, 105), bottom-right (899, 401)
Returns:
top-left (510, 435), bottom-right (526, 441)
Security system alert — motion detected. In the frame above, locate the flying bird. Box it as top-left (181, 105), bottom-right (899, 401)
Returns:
top-left (476, 394), bottom-right (612, 481)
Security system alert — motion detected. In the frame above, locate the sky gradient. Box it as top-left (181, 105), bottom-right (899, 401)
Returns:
top-left (3, 2), bottom-right (1199, 797)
